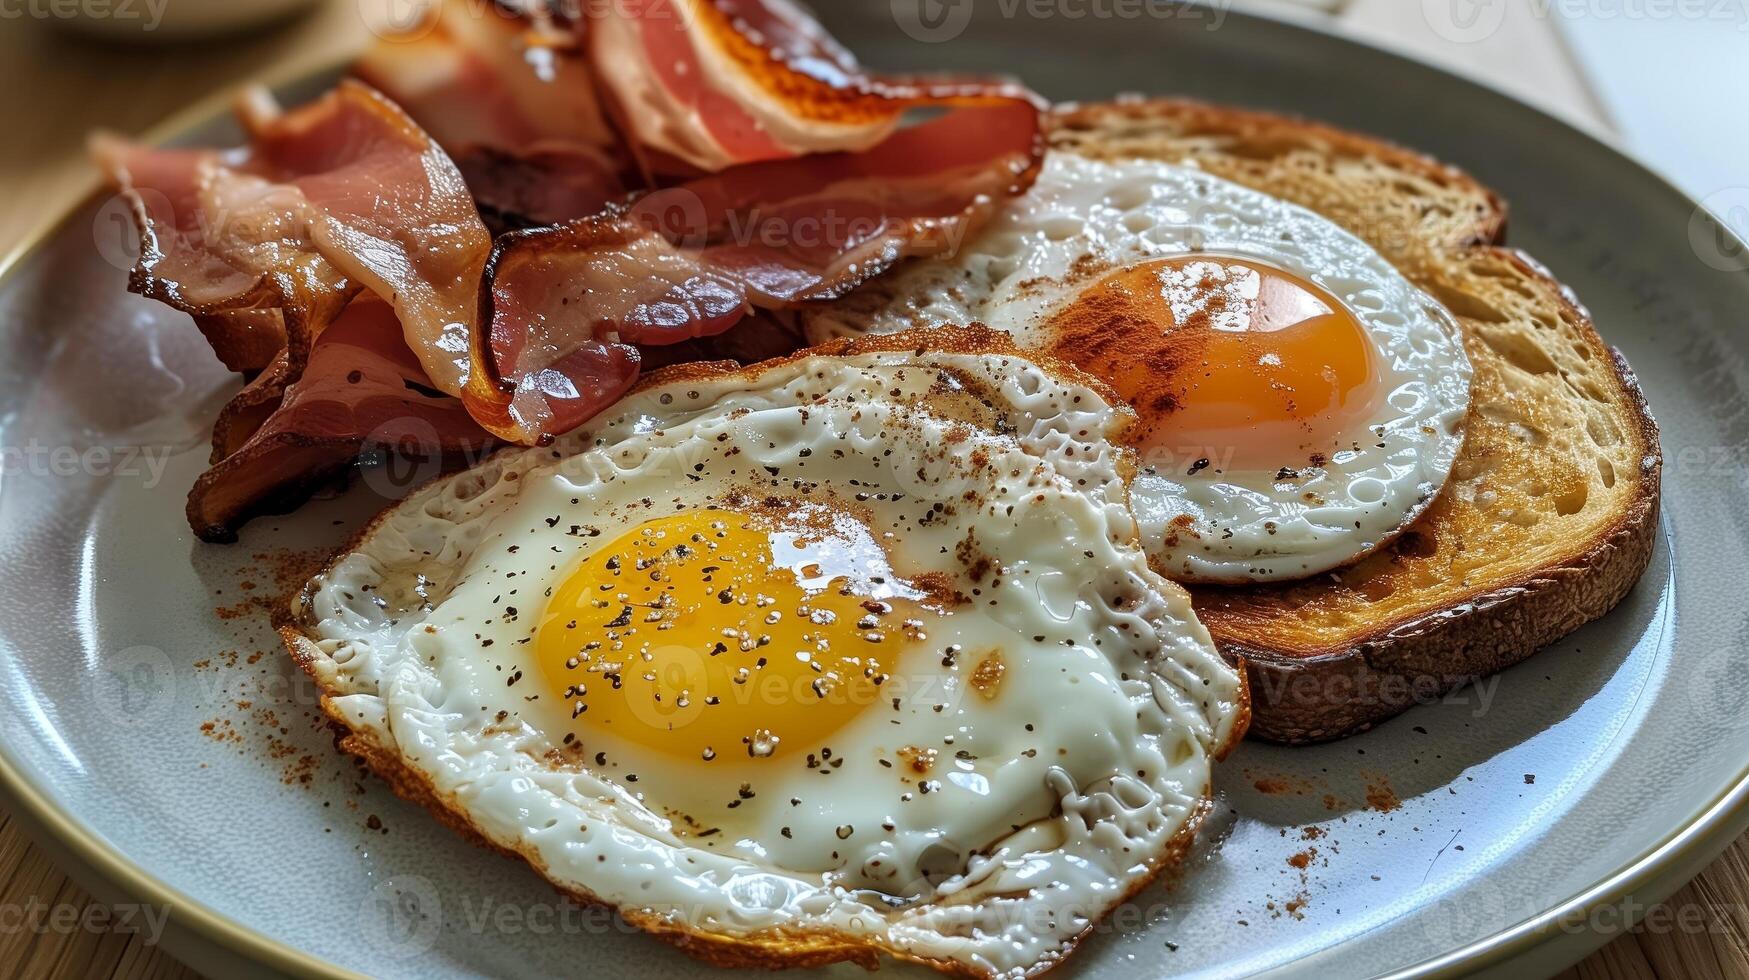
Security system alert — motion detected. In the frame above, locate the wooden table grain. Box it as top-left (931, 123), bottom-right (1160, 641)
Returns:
top-left (0, 3), bottom-right (1739, 978)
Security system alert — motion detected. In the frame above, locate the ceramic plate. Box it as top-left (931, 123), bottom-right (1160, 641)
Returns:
top-left (2, 5), bottom-right (1746, 978)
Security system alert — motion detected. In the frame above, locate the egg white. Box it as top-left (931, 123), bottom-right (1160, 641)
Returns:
top-left (803, 153), bottom-right (1473, 583)
top-left (287, 335), bottom-right (1246, 979)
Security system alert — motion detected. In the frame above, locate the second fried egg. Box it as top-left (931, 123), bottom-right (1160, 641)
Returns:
top-left (804, 154), bottom-right (1473, 583)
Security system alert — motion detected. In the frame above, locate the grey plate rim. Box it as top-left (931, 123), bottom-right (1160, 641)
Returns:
top-left (0, 8), bottom-right (1742, 979)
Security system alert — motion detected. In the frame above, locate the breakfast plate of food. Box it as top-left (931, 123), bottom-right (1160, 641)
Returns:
top-left (0, 1), bottom-right (1742, 978)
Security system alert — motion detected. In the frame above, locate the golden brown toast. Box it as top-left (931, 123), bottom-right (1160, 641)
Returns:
top-left (1048, 100), bottom-right (1662, 743)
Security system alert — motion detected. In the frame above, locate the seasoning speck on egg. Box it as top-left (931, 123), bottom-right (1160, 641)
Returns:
top-left (284, 329), bottom-right (1247, 979)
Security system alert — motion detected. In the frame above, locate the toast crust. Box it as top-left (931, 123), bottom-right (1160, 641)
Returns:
top-left (1050, 97), bottom-right (1508, 256)
top-left (1211, 342), bottom-right (1660, 742)
top-left (1046, 100), bottom-right (1662, 742)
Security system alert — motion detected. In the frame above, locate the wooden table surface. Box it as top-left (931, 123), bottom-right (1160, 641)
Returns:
top-left (0, 2), bottom-right (1740, 978)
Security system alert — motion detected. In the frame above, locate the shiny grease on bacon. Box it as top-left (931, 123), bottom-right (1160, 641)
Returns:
top-left (92, 81), bottom-right (496, 540)
top-left (470, 97), bottom-right (1042, 442)
top-left (191, 301), bottom-right (491, 541)
top-left (444, 0), bottom-right (1045, 443)
top-left (93, 0), bottom-right (1045, 536)
top-left (352, 0), bottom-right (628, 229)
top-left (364, 0), bottom-right (1045, 445)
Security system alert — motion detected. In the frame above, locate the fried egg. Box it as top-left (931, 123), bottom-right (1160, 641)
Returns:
top-left (286, 330), bottom-right (1247, 979)
top-left (804, 154), bottom-right (1473, 583)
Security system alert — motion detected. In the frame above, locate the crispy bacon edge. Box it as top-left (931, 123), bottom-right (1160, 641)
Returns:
top-left (188, 301), bottom-right (497, 542)
top-left (464, 92), bottom-right (1044, 445)
top-left (94, 81), bottom-right (498, 541)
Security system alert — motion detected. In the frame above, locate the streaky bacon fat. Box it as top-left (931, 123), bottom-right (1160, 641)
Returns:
top-left (461, 1), bottom-right (1045, 443)
top-left (354, 0), bottom-right (627, 228)
top-left (586, 0), bottom-right (903, 175)
top-left (94, 80), bottom-right (495, 539)
top-left (95, 80), bottom-right (491, 397)
top-left (97, 0), bottom-right (1045, 536)
top-left (469, 101), bottom-right (1041, 442)
top-left (189, 300), bottom-right (495, 541)
top-left (358, 0), bottom-right (1048, 446)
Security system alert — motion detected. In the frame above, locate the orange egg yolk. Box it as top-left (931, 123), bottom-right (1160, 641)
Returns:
top-left (536, 510), bottom-right (929, 765)
top-left (1046, 255), bottom-right (1381, 472)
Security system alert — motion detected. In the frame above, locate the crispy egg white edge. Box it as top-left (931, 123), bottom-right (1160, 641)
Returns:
top-left (801, 153), bottom-right (1474, 583)
top-left (287, 345), bottom-right (1246, 979)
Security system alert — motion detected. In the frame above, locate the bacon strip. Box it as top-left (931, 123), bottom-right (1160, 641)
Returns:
top-left (356, 1), bottom-right (1045, 221)
top-left (94, 80), bottom-right (495, 539)
top-left (355, 0), bottom-right (627, 227)
top-left (452, 142), bottom-right (625, 232)
top-left (585, 0), bottom-right (892, 174)
top-left (354, 1), bottom-right (1045, 444)
top-left (231, 83), bottom-right (493, 395)
top-left (468, 90), bottom-right (1043, 443)
top-left (98, 0), bottom-right (1045, 536)
top-left (95, 80), bottom-right (491, 398)
top-left (189, 300), bottom-right (495, 542)
top-left (355, 1), bottom-right (619, 155)
top-left (89, 134), bottom-right (348, 370)
top-left (91, 137), bottom-right (355, 475)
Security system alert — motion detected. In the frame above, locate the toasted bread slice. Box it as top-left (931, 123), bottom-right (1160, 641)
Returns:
top-left (1048, 100), bottom-right (1662, 743)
